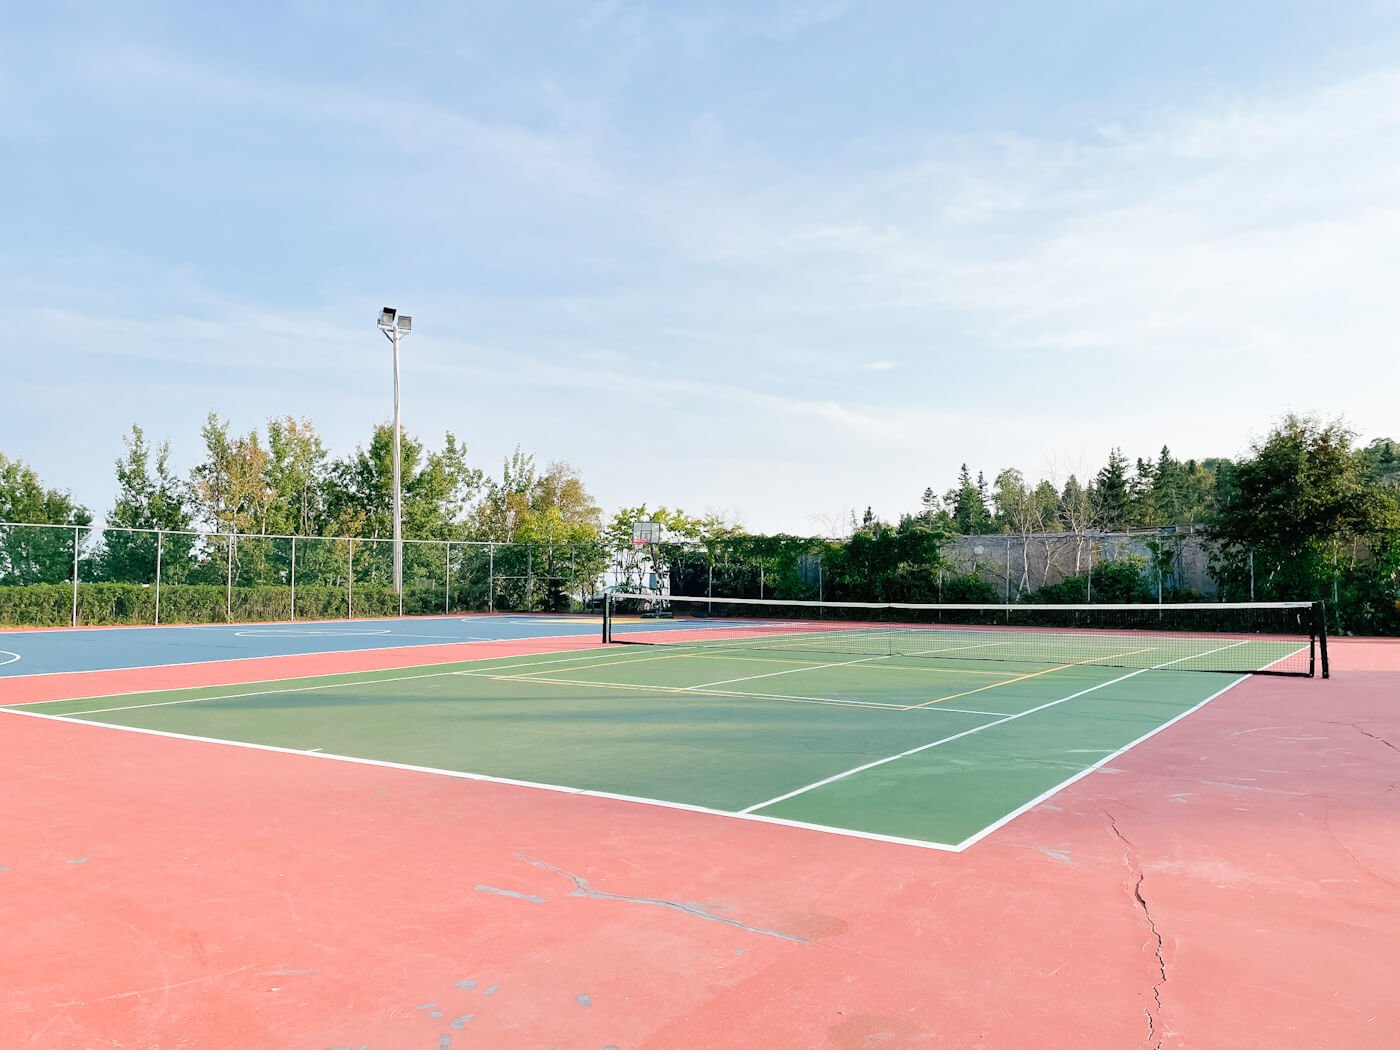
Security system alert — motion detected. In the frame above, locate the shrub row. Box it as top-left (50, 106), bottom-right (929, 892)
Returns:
top-left (0, 582), bottom-right (490, 626)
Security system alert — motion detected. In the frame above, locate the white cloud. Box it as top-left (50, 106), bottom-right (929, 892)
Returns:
top-left (7, 33), bottom-right (1400, 530)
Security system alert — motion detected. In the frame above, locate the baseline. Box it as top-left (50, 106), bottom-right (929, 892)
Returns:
top-left (0, 704), bottom-right (966, 853)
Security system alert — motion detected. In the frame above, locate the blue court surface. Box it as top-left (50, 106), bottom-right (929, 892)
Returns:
top-left (0, 614), bottom-right (611, 678)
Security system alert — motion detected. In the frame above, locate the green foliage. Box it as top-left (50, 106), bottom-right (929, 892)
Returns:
top-left (937, 572), bottom-right (998, 603)
top-left (1023, 559), bottom-right (1152, 604)
top-left (820, 522), bottom-right (948, 602)
top-left (0, 456), bottom-right (91, 585)
top-left (1093, 448), bottom-right (1134, 530)
top-left (946, 464), bottom-right (994, 534)
top-left (97, 425), bottom-right (197, 585)
top-left (0, 580), bottom-right (448, 626)
top-left (1359, 438), bottom-right (1400, 488)
top-left (1206, 416), bottom-right (1399, 621)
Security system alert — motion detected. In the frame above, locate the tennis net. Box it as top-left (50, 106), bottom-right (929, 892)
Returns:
top-left (602, 594), bottom-right (1328, 677)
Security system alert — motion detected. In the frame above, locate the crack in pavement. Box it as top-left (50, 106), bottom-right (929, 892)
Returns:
top-left (1352, 724), bottom-right (1400, 754)
top-left (1105, 812), bottom-right (1166, 1049)
top-left (517, 854), bottom-right (809, 943)
top-left (1321, 800), bottom-right (1400, 890)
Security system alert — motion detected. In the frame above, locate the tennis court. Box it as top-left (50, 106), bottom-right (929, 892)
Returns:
top-left (4, 601), bottom-right (1398, 1049)
top-left (4, 599), bottom-right (1324, 849)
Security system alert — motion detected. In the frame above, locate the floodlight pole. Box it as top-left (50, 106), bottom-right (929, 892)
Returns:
top-left (391, 325), bottom-right (402, 599)
top-left (377, 308), bottom-right (412, 603)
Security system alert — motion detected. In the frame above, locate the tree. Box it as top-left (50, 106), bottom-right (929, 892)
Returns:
top-left (992, 468), bottom-right (1055, 594)
top-left (97, 425), bottom-right (196, 583)
top-left (327, 423), bottom-right (481, 541)
top-left (947, 464), bottom-right (992, 534)
top-left (822, 519), bottom-right (947, 602)
top-left (1207, 415), bottom-right (1399, 615)
top-left (190, 412), bottom-right (273, 534)
top-left (1057, 474), bottom-right (1097, 575)
top-left (0, 453), bottom-right (91, 585)
top-left (919, 487), bottom-right (941, 524)
top-left (471, 448), bottom-right (539, 543)
top-left (264, 417), bottom-right (330, 536)
top-left (1093, 448), bottom-right (1134, 530)
top-left (1359, 438), bottom-right (1400, 488)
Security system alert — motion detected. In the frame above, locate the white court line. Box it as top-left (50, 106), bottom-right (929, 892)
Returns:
top-left (1151, 638), bottom-right (1251, 668)
top-left (43, 648), bottom-right (642, 717)
top-left (0, 705), bottom-right (963, 853)
top-left (953, 674), bottom-right (1259, 850)
top-left (684, 655), bottom-right (888, 691)
top-left (937, 706), bottom-right (1013, 717)
top-left (0, 629), bottom-right (596, 682)
top-left (233, 628), bottom-right (394, 637)
top-left (741, 659), bottom-right (1181, 814)
top-left (0, 650), bottom-right (20, 668)
top-left (741, 639), bottom-right (1293, 817)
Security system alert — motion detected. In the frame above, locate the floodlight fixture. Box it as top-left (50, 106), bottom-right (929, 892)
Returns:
top-left (397, 314), bottom-right (412, 332)
top-left (378, 306), bottom-right (397, 328)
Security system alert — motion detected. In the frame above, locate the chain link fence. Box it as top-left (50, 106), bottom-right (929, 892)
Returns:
top-left (0, 522), bottom-right (611, 626)
top-left (2, 520), bottom-right (1394, 632)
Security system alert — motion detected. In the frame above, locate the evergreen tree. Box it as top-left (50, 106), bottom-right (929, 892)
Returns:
top-left (947, 464), bottom-right (991, 534)
top-left (1093, 448), bottom-right (1133, 530)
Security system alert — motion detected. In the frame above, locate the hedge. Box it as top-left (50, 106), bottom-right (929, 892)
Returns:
top-left (0, 582), bottom-right (478, 626)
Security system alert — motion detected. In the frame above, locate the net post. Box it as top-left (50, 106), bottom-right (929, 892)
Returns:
top-left (1315, 601), bottom-right (1329, 679)
top-left (601, 593), bottom-right (613, 643)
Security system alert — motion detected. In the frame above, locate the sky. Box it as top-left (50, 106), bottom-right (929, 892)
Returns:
top-left (3, 0), bottom-right (1399, 535)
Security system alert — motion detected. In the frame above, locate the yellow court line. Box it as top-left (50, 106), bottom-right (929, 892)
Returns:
top-left (452, 670), bottom-right (903, 711)
top-left (908, 646), bottom-right (1162, 709)
top-left (909, 663), bottom-right (1077, 708)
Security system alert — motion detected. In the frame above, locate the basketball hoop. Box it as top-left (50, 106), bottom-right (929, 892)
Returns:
top-left (632, 520), bottom-right (660, 551)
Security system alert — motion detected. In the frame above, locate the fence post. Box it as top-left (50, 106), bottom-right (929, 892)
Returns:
top-left (155, 530), bottom-right (163, 625)
top-left (1086, 538), bottom-right (1094, 603)
top-left (759, 563), bottom-right (765, 600)
top-left (1004, 537), bottom-right (1011, 611)
top-left (1249, 549), bottom-right (1255, 601)
top-left (226, 532), bottom-right (235, 621)
top-left (71, 525), bottom-right (80, 627)
top-left (488, 544), bottom-right (495, 613)
top-left (347, 538), bottom-right (354, 619)
top-left (444, 541), bottom-right (451, 614)
top-left (527, 546), bottom-right (534, 611)
top-left (290, 535), bottom-right (297, 622)
top-left (707, 551), bottom-right (713, 614)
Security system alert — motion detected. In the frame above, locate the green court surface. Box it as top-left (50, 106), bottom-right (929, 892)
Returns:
top-left (10, 646), bottom-right (1258, 849)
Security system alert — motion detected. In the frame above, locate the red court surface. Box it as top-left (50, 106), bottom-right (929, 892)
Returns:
top-left (2, 637), bottom-right (1397, 1049)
